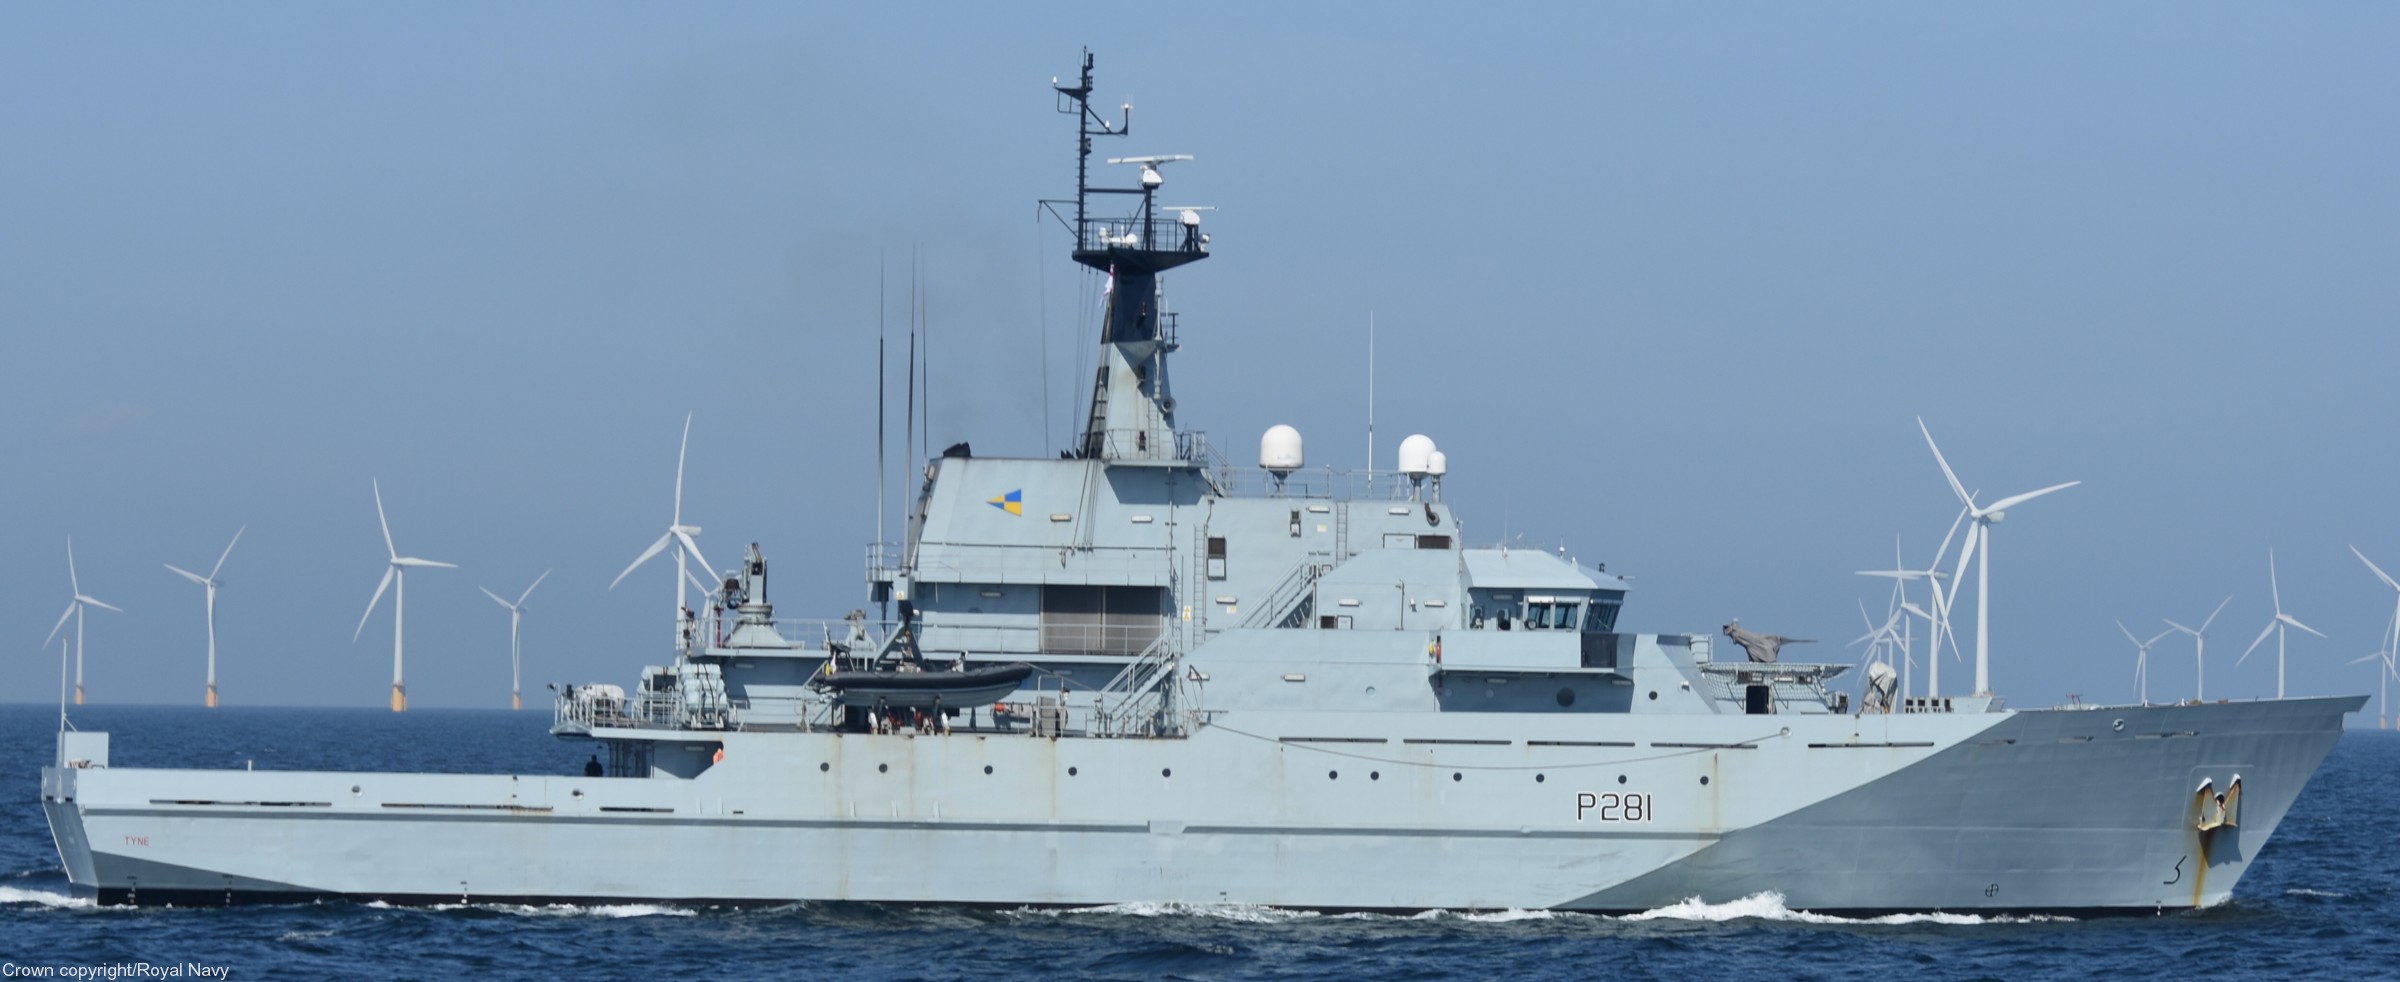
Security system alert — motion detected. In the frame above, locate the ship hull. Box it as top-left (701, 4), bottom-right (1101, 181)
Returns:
top-left (42, 696), bottom-right (2357, 912)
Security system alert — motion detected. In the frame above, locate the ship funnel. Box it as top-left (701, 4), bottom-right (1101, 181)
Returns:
top-left (1261, 425), bottom-right (1304, 473)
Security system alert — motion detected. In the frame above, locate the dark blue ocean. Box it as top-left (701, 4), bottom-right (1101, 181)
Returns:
top-left (4, 705), bottom-right (2396, 981)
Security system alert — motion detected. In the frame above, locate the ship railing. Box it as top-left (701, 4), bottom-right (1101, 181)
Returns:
top-left (1081, 428), bottom-right (1219, 465)
top-left (864, 542), bottom-right (904, 584)
top-left (1694, 661), bottom-right (1853, 714)
top-left (1240, 561), bottom-right (1325, 630)
top-left (1074, 214), bottom-right (1209, 256)
top-left (1207, 466), bottom-right (1437, 503)
top-left (1091, 634), bottom-right (1185, 738)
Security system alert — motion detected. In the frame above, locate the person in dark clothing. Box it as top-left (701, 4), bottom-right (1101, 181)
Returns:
top-left (584, 755), bottom-right (604, 777)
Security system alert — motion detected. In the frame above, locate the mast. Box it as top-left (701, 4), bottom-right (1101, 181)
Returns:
top-left (1050, 50), bottom-right (1210, 462)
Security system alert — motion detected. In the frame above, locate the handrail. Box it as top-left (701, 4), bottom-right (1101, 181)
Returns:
top-left (1240, 561), bottom-right (1323, 629)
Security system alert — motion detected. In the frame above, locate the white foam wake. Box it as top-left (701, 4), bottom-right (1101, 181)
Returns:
top-left (362, 900), bottom-right (694, 918)
top-left (1049, 901), bottom-right (1320, 923)
top-left (0, 885), bottom-right (94, 909)
top-left (1410, 908), bottom-right (1569, 923)
top-left (1621, 891), bottom-right (2066, 925)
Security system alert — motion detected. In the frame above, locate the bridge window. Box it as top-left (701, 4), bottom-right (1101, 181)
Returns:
top-left (1584, 595), bottom-right (1623, 633)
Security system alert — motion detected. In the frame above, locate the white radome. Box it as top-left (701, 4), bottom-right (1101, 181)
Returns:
top-left (1260, 425), bottom-right (1304, 473)
top-left (1397, 434), bottom-right (1436, 477)
top-left (1426, 450), bottom-right (1447, 477)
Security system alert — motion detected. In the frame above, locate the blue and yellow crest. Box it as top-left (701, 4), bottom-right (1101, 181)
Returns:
top-left (987, 489), bottom-right (1023, 516)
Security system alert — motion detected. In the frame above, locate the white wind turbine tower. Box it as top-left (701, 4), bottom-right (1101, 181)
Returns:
top-left (2236, 550), bottom-right (2324, 700)
top-left (1918, 419), bottom-right (2080, 697)
top-left (2163, 596), bottom-right (2232, 703)
top-left (2116, 620), bottom-right (2172, 706)
top-left (2347, 637), bottom-right (2396, 730)
top-left (164, 526), bottom-right (245, 708)
top-left (45, 536), bottom-right (123, 706)
top-left (611, 412), bottom-right (714, 650)
top-left (353, 480), bottom-right (456, 712)
top-left (479, 569), bottom-right (551, 711)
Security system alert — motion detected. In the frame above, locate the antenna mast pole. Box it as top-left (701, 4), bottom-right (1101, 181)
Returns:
top-left (877, 255), bottom-right (888, 621)
top-left (1367, 312), bottom-right (1376, 487)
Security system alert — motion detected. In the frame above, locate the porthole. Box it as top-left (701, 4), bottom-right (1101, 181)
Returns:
top-left (819, 762), bottom-right (830, 773)
top-left (1617, 775), bottom-right (1627, 785)
top-left (1648, 691), bottom-right (1659, 701)
top-left (1162, 768), bottom-right (1173, 778)
top-left (1068, 766), bottom-right (1079, 776)
top-left (1699, 775), bottom-right (1710, 786)
top-left (1535, 774), bottom-right (1546, 783)
top-left (1370, 771), bottom-right (1380, 781)
top-left (1328, 770), bottom-right (1339, 780)
top-left (878, 763), bottom-right (889, 774)
top-left (1452, 772), bottom-right (1463, 782)
top-left (983, 765), bottom-right (994, 775)
top-left (1556, 688), bottom-right (1575, 708)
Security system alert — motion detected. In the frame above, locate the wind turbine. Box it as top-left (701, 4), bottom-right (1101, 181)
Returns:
top-left (1918, 419), bottom-right (2080, 697)
top-left (611, 412), bottom-right (713, 650)
top-left (2350, 545), bottom-right (2400, 673)
top-left (2164, 596), bottom-right (2232, 703)
top-left (353, 480), bottom-right (456, 712)
top-left (1857, 533), bottom-right (1951, 703)
top-left (45, 536), bottom-right (122, 706)
top-left (164, 526), bottom-right (245, 708)
top-left (2116, 620), bottom-right (2172, 706)
top-left (479, 569), bottom-right (551, 711)
top-left (2237, 550), bottom-right (2324, 699)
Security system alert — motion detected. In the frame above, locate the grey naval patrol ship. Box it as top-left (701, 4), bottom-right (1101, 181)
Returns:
top-left (41, 53), bottom-right (2362, 914)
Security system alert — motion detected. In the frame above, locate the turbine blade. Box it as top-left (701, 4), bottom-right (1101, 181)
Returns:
top-left (2269, 549), bottom-right (2282, 613)
top-left (46, 603), bottom-right (75, 646)
top-left (374, 479), bottom-right (397, 559)
top-left (164, 563), bottom-right (209, 586)
top-left (674, 411), bottom-right (693, 524)
top-left (2118, 620), bottom-right (2139, 646)
top-left (1931, 503), bottom-right (1970, 571)
top-left (355, 567), bottom-right (395, 641)
top-left (2237, 620), bottom-right (2276, 665)
top-left (480, 586), bottom-right (512, 609)
top-left (1945, 523), bottom-right (1981, 614)
top-left (2350, 652), bottom-right (2387, 666)
top-left (517, 568), bottom-right (552, 606)
top-left (2145, 629), bottom-right (2174, 647)
top-left (609, 533), bottom-right (675, 590)
top-left (66, 535), bottom-right (80, 594)
top-left (1982, 480), bottom-right (2081, 516)
top-left (2163, 619), bottom-right (2195, 636)
top-left (1916, 418), bottom-right (1978, 511)
top-left (394, 557), bottom-right (457, 568)
top-left (2201, 595), bottom-right (2233, 632)
top-left (2280, 614), bottom-right (2326, 639)
top-left (2352, 545), bottom-right (2400, 593)
top-left (675, 530), bottom-right (714, 582)
top-left (79, 596), bottom-right (124, 613)
top-left (211, 525), bottom-right (246, 579)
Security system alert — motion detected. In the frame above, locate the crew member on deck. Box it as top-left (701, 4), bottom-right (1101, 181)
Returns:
top-left (585, 754), bottom-right (604, 777)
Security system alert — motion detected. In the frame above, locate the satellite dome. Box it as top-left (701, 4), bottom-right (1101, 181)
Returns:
top-left (1397, 434), bottom-right (1436, 477)
top-left (1260, 425), bottom-right (1304, 473)
top-left (1426, 450), bottom-right (1447, 477)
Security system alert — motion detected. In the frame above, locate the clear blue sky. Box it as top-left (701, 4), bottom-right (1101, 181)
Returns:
top-left (4, 4), bottom-right (2396, 716)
